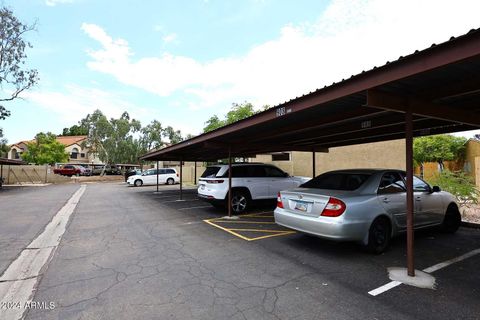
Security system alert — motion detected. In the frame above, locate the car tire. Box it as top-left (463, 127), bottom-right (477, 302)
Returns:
top-left (166, 178), bottom-right (174, 185)
top-left (230, 190), bottom-right (250, 214)
top-left (441, 205), bottom-right (461, 233)
top-left (134, 179), bottom-right (143, 187)
top-left (366, 217), bottom-right (391, 254)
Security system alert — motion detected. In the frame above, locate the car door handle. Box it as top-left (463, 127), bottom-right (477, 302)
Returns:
top-left (382, 198), bottom-right (390, 203)
top-left (415, 197), bottom-right (422, 201)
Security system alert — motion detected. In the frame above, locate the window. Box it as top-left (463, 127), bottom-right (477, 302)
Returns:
top-left (166, 169), bottom-right (176, 174)
top-left (71, 147), bottom-right (79, 159)
top-left (399, 173), bottom-right (431, 192)
top-left (159, 169), bottom-right (167, 174)
top-left (302, 172), bottom-right (372, 191)
top-left (413, 176), bottom-right (430, 192)
top-left (80, 153), bottom-right (85, 158)
top-left (201, 166), bottom-right (222, 178)
top-left (271, 153), bottom-right (290, 161)
top-left (264, 165), bottom-right (287, 177)
top-left (378, 172), bottom-right (406, 194)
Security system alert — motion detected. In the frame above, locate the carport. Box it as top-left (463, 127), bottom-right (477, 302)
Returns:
top-left (141, 28), bottom-right (480, 278)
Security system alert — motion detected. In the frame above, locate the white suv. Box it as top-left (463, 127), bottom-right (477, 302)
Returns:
top-left (198, 163), bottom-right (310, 213)
top-left (127, 168), bottom-right (179, 187)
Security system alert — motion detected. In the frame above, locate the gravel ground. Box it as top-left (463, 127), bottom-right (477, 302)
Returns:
top-left (461, 204), bottom-right (480, 224)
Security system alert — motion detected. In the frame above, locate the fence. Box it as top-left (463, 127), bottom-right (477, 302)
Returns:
top-left (0, 165), bottom-right (71, 185)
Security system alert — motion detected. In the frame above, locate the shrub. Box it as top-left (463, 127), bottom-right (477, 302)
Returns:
top-left (427, 170), bottom-right (479, 207)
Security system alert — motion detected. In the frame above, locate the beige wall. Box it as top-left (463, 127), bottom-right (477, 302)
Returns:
top-left (1, 165), bottom-right (71, 184)
top-left (465, 139), bottom-right (480, 180)
top-left (256, 139), bottom-right (406, 177)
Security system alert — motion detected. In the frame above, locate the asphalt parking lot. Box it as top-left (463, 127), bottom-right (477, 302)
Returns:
top-left (1, 183), bottom-right (479, 320)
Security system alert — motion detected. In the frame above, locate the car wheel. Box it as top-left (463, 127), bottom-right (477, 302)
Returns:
top-left (366, 217), bottom-right (391, 254)
top-left (441, 205), bottom-right (461, 233)
top-left (230, 190), bottom-right (249, 214)
top-left (166, 178), bottom-right (174, 185)
top-left (134, 179), bottom-right (143, 187)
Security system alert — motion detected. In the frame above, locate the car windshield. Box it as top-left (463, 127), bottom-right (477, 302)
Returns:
top-left (300, 172), bottom-right (372, 191)
top-left (201, 166), bottom-right (222, 178)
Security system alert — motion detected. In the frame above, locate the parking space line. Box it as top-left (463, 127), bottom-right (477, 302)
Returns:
top-left (212, 220), bottom-right (277, 224)
top-left (368, 248), bottom-right (480, 296)
top-left (203, 210), bottom-right (296, 241)
top-left (227, 228), bottom-right (292, 233)
top-left (248, 231), bottom-right (296, 241)
top-left (178, 205), bottom-right (212, 210)
top-left (163, 199), bottom-right (198, 203)
top-left (203, 219), bottom-right (252, 241)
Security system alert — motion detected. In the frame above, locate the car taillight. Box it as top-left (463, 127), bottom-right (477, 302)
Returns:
top-left (176, 173), bottom-right (179, 177)
top-left (277, 192), bottom-right (284, 208)
top-left (321, 197), bottom-right (346, 217)
top-left (206, 179), bottom-right (224, 184)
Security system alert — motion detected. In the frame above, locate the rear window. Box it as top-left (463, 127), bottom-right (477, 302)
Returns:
top-left (165, 169), bottom-right (176, 174)
top-left (301, 172), bottom-right (371, 191)
top-left (201, 166), bottom-right (222, 178)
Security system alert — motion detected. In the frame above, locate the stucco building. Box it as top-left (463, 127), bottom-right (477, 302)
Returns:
top-left (8, 135), bottom-right (101, 164)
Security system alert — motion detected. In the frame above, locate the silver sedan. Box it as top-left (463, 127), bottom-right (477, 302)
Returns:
top-left (274, 169), bottom-right (461, 253)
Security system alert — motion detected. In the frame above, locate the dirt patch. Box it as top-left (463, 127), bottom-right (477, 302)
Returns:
top-left (70, 175), bottom-right (125, 183)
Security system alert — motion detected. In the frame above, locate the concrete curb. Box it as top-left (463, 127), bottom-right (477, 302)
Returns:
top-left (461, 221), bottom-right (480, 229)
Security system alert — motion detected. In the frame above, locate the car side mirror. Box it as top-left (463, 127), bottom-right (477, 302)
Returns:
top-left (283, 172), bottom-right (289, 177)
top-left (432, 186), bottom-right (441, 193)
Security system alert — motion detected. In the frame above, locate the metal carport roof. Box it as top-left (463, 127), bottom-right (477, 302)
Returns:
top-left (141, 28), bottom-right (480, 162)
top-left (140, 28), bottom-right (480, 278)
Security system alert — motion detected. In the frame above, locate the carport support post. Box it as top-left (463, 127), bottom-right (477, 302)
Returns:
top-left (228, 147), bottom-right (232, 217)
top-left (156, 161), bottom-right (159, 193)
top-left (312, 150), bottom-right (316, 178)
top-left (194, 161), bottom-right (197, 185)
top-left (405, 106), bottom-right (415, 277)
top-left (180, 159), bottom-right (183, 200)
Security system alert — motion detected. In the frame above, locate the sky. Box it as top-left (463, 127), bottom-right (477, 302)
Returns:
top-left (1, 0), bottom-right (480, 144)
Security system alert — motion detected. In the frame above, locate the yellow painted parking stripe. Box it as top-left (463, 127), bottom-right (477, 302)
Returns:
top-left (248, 231), bottom-right (296, 241)
top-left (213, 220), bottom-right (276, 224)
top-left (203, 219), bottom-right (252, 241)
top-left (227, 228), bottom-right (292, 233)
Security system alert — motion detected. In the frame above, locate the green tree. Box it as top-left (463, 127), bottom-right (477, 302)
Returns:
top-left (413, 134), bottom-right (467, 175)
top-left (0, 7), bottom-right (39, 135)
top-left (22, 132), bottom-right (68, 165)
top-left (203, 102), bottom-right (268, 133)
top-left (60, 124), bottom-right (88, 136)
top-left (163, 126), bottom-right (183, 144)
top-left (139, 120), bottom-right (165, 151)
top-left (81, 110), bottom-right (143, 169)
top-left (203, 115), bottom-right (225, 133)
top-left (0, 135), bottom-right (8, 158)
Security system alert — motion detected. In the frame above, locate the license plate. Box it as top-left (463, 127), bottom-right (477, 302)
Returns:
top-left (294, 201), bottom-right (308, 212)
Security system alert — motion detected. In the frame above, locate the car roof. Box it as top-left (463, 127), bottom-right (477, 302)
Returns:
top-left (206, 162), bottom-right (267, 167)
top-left (321, 168), bottom-right (404, 175)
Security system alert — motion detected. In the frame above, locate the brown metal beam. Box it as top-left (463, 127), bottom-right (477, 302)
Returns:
top-left (405, 105), bottom-right (415, 277)
top-left (367, 89), bottom-right (480, 126)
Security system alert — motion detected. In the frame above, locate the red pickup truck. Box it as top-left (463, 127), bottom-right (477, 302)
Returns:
top-left (53, 165), bottom-right (87, 176)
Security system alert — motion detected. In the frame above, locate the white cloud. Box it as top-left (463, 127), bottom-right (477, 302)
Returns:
top-left (45, 0), bottom-right (74, 6)
top-left (81, 0), bottom-right (480, 111)
top-left (162, 33), bottom-right (178, 43)
top-left (22, 85), bottom-right (149, 124)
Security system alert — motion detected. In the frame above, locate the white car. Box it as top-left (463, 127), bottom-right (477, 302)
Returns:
top-left (127, 168), bottom-right (179, 187)
top-left (198, 163), bottom-right (311, 213)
